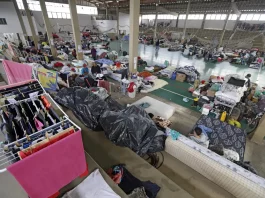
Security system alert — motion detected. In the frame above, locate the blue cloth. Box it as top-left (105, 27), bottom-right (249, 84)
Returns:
top-left (81, 67), bottom-right (89, 75)
top-left (198, 124), bottom-right (213, 136)
top-left (95, 58), bottom-right (114, 65)
top-left (170, 129), bottom-right (180, 140)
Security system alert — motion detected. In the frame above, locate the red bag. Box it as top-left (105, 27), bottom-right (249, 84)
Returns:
top-left (54, 62), bottom-right (64, 67)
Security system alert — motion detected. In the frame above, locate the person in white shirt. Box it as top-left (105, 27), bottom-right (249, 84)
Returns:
top-left (60, 63), bottom-right (71, 74)
top-left (189, 127), bottom-right (209, 148)
top-left (60, 63), bottom-right (71, 83)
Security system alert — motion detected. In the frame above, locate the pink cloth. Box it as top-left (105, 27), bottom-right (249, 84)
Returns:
top-left (2, 60), bottom-right (32, 85)
top-left (7, 131), bottom-right (87, 198)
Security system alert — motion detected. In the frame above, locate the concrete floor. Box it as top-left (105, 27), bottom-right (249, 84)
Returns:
top-left (110, 41), bottom-right (265, 177)
top-left (110, 41), bottom-right (265, 86)
top-left (0, 42), bottom-right (265, 197)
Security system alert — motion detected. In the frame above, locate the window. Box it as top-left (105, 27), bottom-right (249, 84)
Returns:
top-left (246, 14), bottom-right (254, 20)
top-left (16, 0), bottom-right (97, 16)
top-left (48, 12), bottom-right (52, 18)
top-left (179, 14), bottom-right (186, 20)
top-left (210, 14), bottom-right (216, 20)
top-left (259, 14), bottom-right (265, 21)
top-left (57, 13), bottom-right (62, 18)
top-left (206, 14), bottom-right (211, 20)
top-left (0, 18), bottom-right (7, 25)
top-left (66, 13), bottom-right (71, 19)
top-left (229, 14), bottom-right (237, 20)
top-left (240, 14), bottom-right (263, 21)
top-left (62, 13), bottom-right (67, 19)
top-left (215, 14), bottom-right (221, 20)
top-left (221, 14), bottom-right (227, 20)
top-left (52, 12), bottom-right (57, 18)
top-left (253, 14), bottom-right (260, 20)
top-left (240, 14), bottom-right (247, 20)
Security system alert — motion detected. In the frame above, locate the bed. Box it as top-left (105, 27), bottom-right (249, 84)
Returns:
top-left (194, 115), bottom-right (246, 161)
top-left (214, 75), bottom-right (247, 109)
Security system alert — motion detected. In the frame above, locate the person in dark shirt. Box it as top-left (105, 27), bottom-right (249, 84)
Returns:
top-left (91, 62), bottom-right (101, 75)
top-left (91, 46), bottom-right (97, 60)
top-left (72, 49), bottom-right (77, 59)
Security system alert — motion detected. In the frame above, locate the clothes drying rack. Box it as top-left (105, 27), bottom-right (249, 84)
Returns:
top-left (0, 79), bottom-right (81, 173)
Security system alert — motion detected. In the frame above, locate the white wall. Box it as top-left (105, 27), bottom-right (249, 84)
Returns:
top-left (0, 2), bottom-right (23, 34)
top-left (178, 20), bottom-right (203, 29)
top-left (119, 12), bottom-right (129, 34)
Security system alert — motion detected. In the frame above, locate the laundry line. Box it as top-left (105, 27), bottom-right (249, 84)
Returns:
top-left (160, 88), bottom-right (194, 100)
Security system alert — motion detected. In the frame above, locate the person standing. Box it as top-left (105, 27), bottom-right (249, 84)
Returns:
top-left (91, 46), bottom-right (97, 60)
top-left (155, 39), bottom-right (160, 50)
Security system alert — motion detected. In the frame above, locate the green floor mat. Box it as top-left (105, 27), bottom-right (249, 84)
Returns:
top-left (151, 88), bottom-right (199, 112)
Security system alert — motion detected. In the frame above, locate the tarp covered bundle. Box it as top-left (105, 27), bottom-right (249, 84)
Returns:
top-left (55, 87), bottom-right (123, 131)
top-left (55, 87), bottom-right (165, 155)
top-left (99, 105), bottom-right (166, 155)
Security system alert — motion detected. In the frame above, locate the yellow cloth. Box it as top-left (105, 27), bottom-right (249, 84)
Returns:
top-left (37, 67), bottom-right (57, 91)
top-left (42, 42), bottom-right (48, 46)
top-left (194, 97), bottom-right (199, 101)
top-left (44, 56), bottom-right (49, 63)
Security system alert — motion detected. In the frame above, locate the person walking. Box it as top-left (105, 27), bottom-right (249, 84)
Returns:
top-left (155, 39), bottom-right (160, 50)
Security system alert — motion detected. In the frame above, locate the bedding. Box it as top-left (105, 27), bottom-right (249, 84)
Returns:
top-left (194, 115), bottom-right (246, 161)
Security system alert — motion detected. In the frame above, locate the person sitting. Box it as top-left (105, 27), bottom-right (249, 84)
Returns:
top-left (189, 127), bottom-right (209, 148)
top-left (91, 62), bottom-right (101, 76)
top-left (60, 63), bottom-right (71, 83)
top-left (81, 63), bottom-right (89, 76)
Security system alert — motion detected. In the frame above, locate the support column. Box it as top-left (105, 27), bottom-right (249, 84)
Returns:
top-left (233, 13), bottom-right (241, 31)
top-left (176, 15), bottom-right (179, 28)
top-left (105, 5), bottom-right (108, 20)
top-left (39, 0), bottom-right (57, 57)
top-left (116, 1), bottom-right (120, 39)
top-left (218, 5), bottom-right (233, 48)
top-left (13, 0), bottom-right (27, 45)
top-left (182, 0), bottom-right (191, 40)
top-left (201, 12), bottom-right (206, 29)
top-left (153, 4), bottom-right (158, 44)
top-left (129, 0), bottom-right (140, 73)
top-left (68, 0), bottom-right (83, 60)
top-left (22, 0), bottom-right (38, 48)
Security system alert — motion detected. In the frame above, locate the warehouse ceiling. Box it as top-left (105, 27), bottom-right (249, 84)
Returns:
top-left (26, 0), bottom-right (265, 15)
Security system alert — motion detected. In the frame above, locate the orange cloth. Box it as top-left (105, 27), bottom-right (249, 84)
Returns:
top-left (138, 71), bottom-right (152, 78)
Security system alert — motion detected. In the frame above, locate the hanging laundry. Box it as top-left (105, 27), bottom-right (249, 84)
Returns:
top-left (7, 131), bottom-right (87, 198)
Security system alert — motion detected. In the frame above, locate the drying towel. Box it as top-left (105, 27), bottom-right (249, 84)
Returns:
top-left (2, 60), bottom-right (32, 84)
top-left (7, 131), bottom-right (87, 198)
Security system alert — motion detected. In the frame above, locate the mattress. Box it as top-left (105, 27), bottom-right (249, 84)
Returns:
top-left (165, 136), bottom-right (265, 198)
top-left (194, 115), bottom-right (246, 161)
top-left (132, 96), bottom-right (175, 119)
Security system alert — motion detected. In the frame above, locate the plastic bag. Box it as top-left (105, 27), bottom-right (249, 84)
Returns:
top-left (55, 87), bottom-right (122, 131)
top-left (99, 105), bottom-right (166, 156)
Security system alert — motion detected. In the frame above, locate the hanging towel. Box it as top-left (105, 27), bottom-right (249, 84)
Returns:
top-left (7, 131), bottom-right (87, 198)
top-left (2, 60), bottom-right (32, 84)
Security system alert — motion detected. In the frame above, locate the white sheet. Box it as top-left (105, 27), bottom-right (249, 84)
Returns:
top-left (215, 91), bottom-right (242, 104)
top-left (62, 169), bottom-right (120, 198)
top-left (132, 96), bottom-right (175, 119)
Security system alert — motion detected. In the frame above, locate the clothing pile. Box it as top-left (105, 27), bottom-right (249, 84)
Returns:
top-left (158, 66), bottom-right (176, 78)
top-left (108, 165), bottom-right (160, 198)
top-left (175, 66), bottom-right (200, 83)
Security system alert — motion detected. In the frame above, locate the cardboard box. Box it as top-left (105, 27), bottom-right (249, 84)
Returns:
top-left (207, 90), bottom-right (216, 97)
top-left (176, 73), bottom-right (186, 82)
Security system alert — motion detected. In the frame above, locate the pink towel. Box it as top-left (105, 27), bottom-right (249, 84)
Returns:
top-left (2, 60), bottom-right (32, 84)
top-left (7, 131), bottom-right (87, 198)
